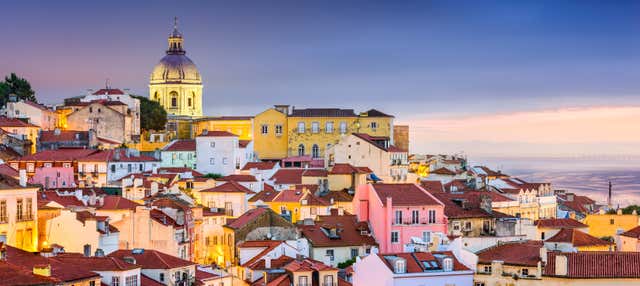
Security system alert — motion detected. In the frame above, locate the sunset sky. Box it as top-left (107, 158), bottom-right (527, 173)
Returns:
top-left (1, 0), bottom-right (638, 157)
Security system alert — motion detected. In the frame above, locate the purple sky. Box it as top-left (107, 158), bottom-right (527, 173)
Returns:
top-left (1, 0), bottom-right (639, 156)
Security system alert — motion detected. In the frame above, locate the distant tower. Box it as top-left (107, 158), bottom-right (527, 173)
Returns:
top-left (608, 180), bottom-right (613, 208)
top-left (149, 17), bottom-right (203, 117)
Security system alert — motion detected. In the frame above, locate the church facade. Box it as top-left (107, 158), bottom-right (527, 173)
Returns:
top-left (150, 19), bottom-right (203, 117)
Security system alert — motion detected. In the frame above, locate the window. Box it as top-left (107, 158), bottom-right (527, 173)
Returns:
top-left (225, 202), bottom-right (233, 216)
top-left (188, 97), bottom-right (192, 107)
top-left (610, 219), bottom-right (615, 225)
top-left (170, 91), bottom-right (179, 107)
top-left (210, 158), bottom-right (215, 165)
top-left (324, 275), bottom-right (334, 286)
top-left (541, 232), bottom-right (545, 240)
top-left (275, 124), bottom-right (283, 136)
top-left (27, 163), bottom-right (34, 172)
top-left (112, 276), bottom-right (120, 286)
top-left (325, 122), bottom-right (334, 133)
top-left (222, 157), bottom-right (229, 165)
top-left (371, 122), bottom-right (378, 130)
top-left (428, 209), bottom-right (436, 224)
top-left (394, 259), bottom-right (406, 273)
top-left (422, 231), bottom-right (431, 243)
top-left (0, 200), bottom-right (7, 223)
top-left (311, 122), bottom-right (319, 133)
top-left (16, 199), bottom-right (23, 221)
top-left (391, 231), bottom-right (399, 243)
top-left (110, 165), bottom-right (116, 173)
top-left (326, 249), bottom-right (334, 261)
top-left (125, 275), bottom-right (137, 286)
top-left (298, 122), bottom-right (305, 133)
top-left (261, 124), bottom-right (269, 134)
top-left (298, 276), bottom-right (309, 286)
top-left (475, 283), bottom-right (486, 286)
top-left (89, 281), bottom-right (96, 286)
top-left (464, 221), bottom-right (472, 231)
top-left (350, 248), bottom-right (359, 258)
top-left (522, 268), bottom-right (529, 276)
top-left (443, 258), bottom-right (453, 271)
top-left (483, 265), bottom-right (492, 273)
top-left (339, 121), bottom-right (347, 134)
top-left (25, 198), bottom-right (32, 219)
top-left (411, 210), bottom-right (419, 224)
top-left (297, 144), bottom-right (305, 156)
top-left (394, 210), bottom-right (402, 225)
top-left (453, 221), bottom-right (461, 231)
top-left (159, 273), bottom-right (164, 282)
top-left (210, 142), bottom-right (216, 148)
top-left (312, 144), bottom-right (320, 158)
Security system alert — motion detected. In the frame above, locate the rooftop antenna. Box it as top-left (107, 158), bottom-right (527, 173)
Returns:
top-left (608, 180), bottom-right (613, 208)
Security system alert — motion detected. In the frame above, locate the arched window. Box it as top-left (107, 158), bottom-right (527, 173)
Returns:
top-left (312, 144), bottom-right (319, 158)
top-left (170, 91), bottom-right (179, 108)
top-left (297, 144), bottom-right (305, 156)
top-left (154, 91), bottom-right (159, 101)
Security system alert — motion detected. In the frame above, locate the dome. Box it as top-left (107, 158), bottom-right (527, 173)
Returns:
top-left (150, 54), bottom-right (201, 83)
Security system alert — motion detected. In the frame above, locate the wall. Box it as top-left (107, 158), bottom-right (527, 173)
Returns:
top-left (161, 150), bottom-right (196, 168)
top-left (252, 108), bottom-right (288, 160)
top-left (196, 136), bottom-right (238, 176)
top-left (584, 213), bottom-right (640, 238)
top-left (0, 186), bottom-right (38, 251)
top-left (150, 83), bottom-right (203, 117)
top-left (392, 125), bottom-right (409, 152)
top-left (66, 103), bottom-right (127, 143)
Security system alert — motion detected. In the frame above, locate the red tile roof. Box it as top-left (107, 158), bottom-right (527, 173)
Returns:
top-left (477, 240), bottom-right (543, 267)
top-left (239, 140), bottom-right (251, 148)
top-left (241, 161), bottom-right (277, 171)
top-left (360, 109), bottom-right (394, 118)
top-left (163, 139), bottom-right (196, 151)
top-left (0, 163), bottom-right (18, 178)
top-left (621, 225), bottom-right (640, 239)
top-left (283, 257), bottom-right (336, 272)
top-left (92, 88), bottom-right (125, 95)
top-left (545, 228), bottom-right (612, 247)
top-left (544, 251), bottom-right (640, 278)
top-left (53, 255), bottom-right (140, 271)
top-left (245, 255), bottom-right (295, 270)
top-left (225, 207), bottom-right (269, 229)
top-left (38, 191), bottom-right (85, 208)
top-left (371, 183), bottom-right (443, 207)
top-left (0, 260), bottom-right (59, 285)
top-left (201, 181), bottom-right (253, 193)
top-left (157, 167), bottom-right (203, 177)
top-left (15, 149), bottom-right (98, 162)
top-left (238, 240), bottom-right (288, 267)
top-left (270, 169), bottom-right (305, 185)
top-left (198, 130), bottom-right (238, 137)
top-left (39, 130), bottom-right (89, 143)
top-left (0, 116), bottom-right (39, 128)
top-left (378, 251), bottom-right (470, 273)
top-left (249, 184), bottom-right (279, 202)
top-left (290, 108), bottom-right (356, 117)
top-left (534, 218), bottom-right (588, 229)
top-left (430, 167), bottom-right (456, 176)
top-left (329, 164), bottom-right (372, 175)
top-left (302, 168), bottom-right (329, 177)
top-left (218, 174), bottom-right (258, 182)
top-left (78, 149), bottom-right (159, 162)
top-left (321, 190), bottom-right (353, 202)
top-left (432, 191), bottom-right (513, 219)
top-left (298, 214), bottom-right (377, 247)
top-left (149, 209), bottom-right (182, 227)
top-left (141, 274), bottom-right (165, 286)
top-left (351, 133), bottom-right (404, 152)
top-left (98, 196), bottom-right (140, 210)
top-left (109, 249), bottom-right (195, 269)
top-left (3, 245), bottom-right (102, 283)
top-left (419, 180), bottom-right (444, 193)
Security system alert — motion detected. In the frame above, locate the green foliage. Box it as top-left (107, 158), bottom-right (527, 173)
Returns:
top-left (203, 173), bottom-right (223, 179)
top-left (606, 208), bottom-right (618, 215)
top-left (622, 205), bottom-right (640, 215)
top-left (337, 257), bottom-right (356, 269)
top-left (600, 236), bottom-right (614, 242)
top-left (0, 73), bottom-right (37, 107)
top-left (132, 95), bottom-right (167, 131)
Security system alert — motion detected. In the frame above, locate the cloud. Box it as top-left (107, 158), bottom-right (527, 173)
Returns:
top-left (405, 106), bottom-right (640, 156)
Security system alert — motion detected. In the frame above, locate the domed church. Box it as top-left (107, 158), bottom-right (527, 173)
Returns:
top-left (149, 18), bottom-right (203, 117)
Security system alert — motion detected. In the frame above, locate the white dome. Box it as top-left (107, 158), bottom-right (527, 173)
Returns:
top-left (150, 54), bottom-right (201, 84)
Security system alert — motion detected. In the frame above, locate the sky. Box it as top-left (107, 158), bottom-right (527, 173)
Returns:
top-left (1, 0), bottom-right (638, 157)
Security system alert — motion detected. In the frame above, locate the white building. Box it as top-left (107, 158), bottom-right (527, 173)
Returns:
top-left (1, 100), bottom-right (57, 130)
top-left (196, 130), bottom-right (239, 176)
top-left (81, 88), bottom-right (141, 138)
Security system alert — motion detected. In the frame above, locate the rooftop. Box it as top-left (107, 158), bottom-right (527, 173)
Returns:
top-left (371, 183), bottom-right (442, 207)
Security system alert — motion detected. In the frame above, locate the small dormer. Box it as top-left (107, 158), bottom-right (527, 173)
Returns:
top-left (394, 258), bottom-right (406, 274)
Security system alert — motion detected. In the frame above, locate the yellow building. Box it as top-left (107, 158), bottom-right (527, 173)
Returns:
top-left (583, 210), bottom-right (640, 238)
top-left (0, 117), bottom-right (39, 154)
top-left (149, 19), bottom-right (203, 117)
top-left (252, 106), bottom-right (395, 160)
top-left (193, 116), bottom-right (253, 141)
top-left (0, 174), bottom-right (39, 252)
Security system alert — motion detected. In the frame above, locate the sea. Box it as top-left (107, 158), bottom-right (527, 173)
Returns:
top-left (471, 156), bottom-right (640, 207)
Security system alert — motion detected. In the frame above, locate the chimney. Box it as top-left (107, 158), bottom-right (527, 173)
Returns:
top-left (338, 208), bottom-right (344, 216)
top-left (539, 247), bottom-right (547, 264)
top-left (152, 167), bottom-right (158, 174)
top-left (19, 169), bottom-right (27, 187)
top-left (264, 256), bottom-right (272, 269)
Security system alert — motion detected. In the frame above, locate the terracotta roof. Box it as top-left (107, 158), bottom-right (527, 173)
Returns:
top-left (201, 181), bottom-right (253, 193)
top-left (290, 108), bottom-right (356, 117)
top-left (109, 249), bottom-right (195, 269)
top-left (15, 149), bottom-right (98, 162)
top-left (431, 191), bottom-right (513, 219)
top-left (321, 190), bottom-right (353, 202)
top-left (283, 257), bottom-right (337, 272)
top-left (241, 161), bottom-right (277, 171)
top-left (39, 130), bottom-right (89, 143)
top-left (544, 251), bottom-right (640, 278)
top-left (53, 255), bottom-right (140, 271)
top-left (195, 270), bottom-right (220, 282)
top-left (558, 194), bottom-right (596, 214)
top-left (23, 100), bottom-right (50, 111)
top-left (249, 184), bottom-right (279, 202)
top-left (299, 214), bottom-right (377, 247)
top-left (149, 209), bottom-right (182, 227)
top-left (378, 251), bottom-right (470, 273)
top-left (534, 218), bottom-right (588, 229)
top-left (430, 167), bottom-right (456, 176)
top-left (238, 240), bottom-right (288, 267)
top-left (163, 139), bottom-right (196, 151)
top-left (477, 240), bottom-right (543, 267)
top-left (545, 228), bottom-right (612, 247)
top-left (193, 116), bottom-right (253, 122)
top-left (351, 133), bottom-right (404, 153)
top-left (218, 174), bottom-right (258, 182)
top-left (141, 274), bottom-right (165, 286)
top-left (157, 167), bottom-right (203, 177)
top-left (0, 163), bottom-right (18, 178)
top-left (92, 88), bottom-right (125, 95)
top-left (371, 183), bottom-right (443, 206)
top-left (0, 116), bottom-right (38, 128)
top-left (198, 130), bottom-right (238, 137)
top-left (98, 196), bottom-right (140, 210)
top-left (272, 188), bottom-right (306, 202)
top-left (225, 207), bottom-right (269, 229)
top-left (270, 168), bottom-right (305, 185)
top-left (239, 140), bottom-right (251, 148)
top-left (419, 180), bottom-right (444, 193)
top-left (621, 225), bottom-right (640, 238)
top-left (78, 149), bottom-right (159, 162)
top-left (245, 255), bottom-right (294, 270)
top-left (302, 168), bottom-right (328, 177)
top-left (329, 164), bottom-right (372, 175)
top-left (0, 260), bottom-right (60, 285)
top-left (37, 191), bottom-right (85, 208)
top-left (360, 109), bottom-right (394, 118)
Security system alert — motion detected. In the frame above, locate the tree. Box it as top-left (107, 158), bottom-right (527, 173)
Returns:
top-left (203, 173), bottom-right (223, 179)
top-left (132, 95), bottom-right (167, 131)
top-left (0, 73), bottom-right (37, 107)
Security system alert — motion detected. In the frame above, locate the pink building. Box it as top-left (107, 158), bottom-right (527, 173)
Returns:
top-left (353, 183), bottom-right (447, 253)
